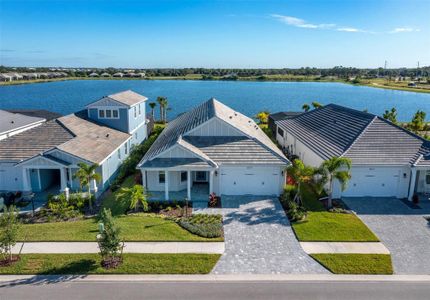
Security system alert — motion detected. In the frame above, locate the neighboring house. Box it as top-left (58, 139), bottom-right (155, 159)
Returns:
top-left (0, 110), bottom-right (46, 141)
top-left (138, 98), bottom-right (289, 201)
top-left (0, 90), bottom-right (149, 197)
top-left (275, 104), bottom-right (430, 200)
top-left (268, 111), bottom-right (302, 136)
top-left (112, 72), bottom-right (124, 78)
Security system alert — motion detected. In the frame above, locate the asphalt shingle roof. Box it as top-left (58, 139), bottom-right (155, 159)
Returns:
top-left (0, 120), bottom-right (74, 161)
top-left (139, 98), bottom-right (289, 167)
top-left (276, 104), bottom-right (430, 166)
top-left (0, 110), bottom-right (45, 134)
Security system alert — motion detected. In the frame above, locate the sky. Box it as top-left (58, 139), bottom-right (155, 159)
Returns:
top-left (0, 0), bottom-right (429, 68)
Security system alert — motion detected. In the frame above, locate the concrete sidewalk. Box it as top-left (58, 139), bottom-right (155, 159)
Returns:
top-left (11, 242), bottom-right (225, 254)
top-left (300, 242), bottom-right (390, 254)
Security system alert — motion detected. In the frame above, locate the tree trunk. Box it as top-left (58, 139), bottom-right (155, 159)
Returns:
top-left (88, 182), bottom-right (92, 211)
top-left (327, 179), bottom-right (333, 208)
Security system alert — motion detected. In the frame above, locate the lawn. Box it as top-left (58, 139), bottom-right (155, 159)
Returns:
top-left (291, 186), bottom-right (379, 242)
top-left (311, 254), bottom-right (393, 274)
top-left (18, 214), bottom-right (223, 242)
top-left (0, 254), bottom-right (220, 275)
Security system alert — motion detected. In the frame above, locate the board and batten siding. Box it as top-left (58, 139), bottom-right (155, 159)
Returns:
top-left (88, 107), bottom-right (129, 133)
top-left (128, 103), bottom-right (146, 133)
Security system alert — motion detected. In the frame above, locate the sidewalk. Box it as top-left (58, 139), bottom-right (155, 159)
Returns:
top-left (300, 242), bottom-right (390, 254)
top-left (11, 242), bottom-right (225, 254)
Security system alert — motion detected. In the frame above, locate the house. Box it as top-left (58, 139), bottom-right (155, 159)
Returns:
top-left (268, 111), bottom-right (302, 136)
top-left (101, 72), bottom-right (111, 77)
top-left (0, 74), bottom-right (13, 82)
top-left (275, 104), bottom-right (430, 200)
top-left (89, 72), bottom-right (99, 77)
top-left (0, 90), bottom-right (149, 197)
top-left (112, 72), bottom-right (124, 78)
top-left (0, 110), bottom-right (46, 141)
top-left (137, 98), bottom-right (289, 201)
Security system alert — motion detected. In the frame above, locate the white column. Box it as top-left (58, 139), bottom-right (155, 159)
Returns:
top-left (165, 170), bottom-right (169, 201)
top-left (22, 168), bottom-right (31, 191)
top-left (141, 170), bottom-right (147, 189)
top-left (60, 168), bottom-right (67, 191)
top-left (209, 170), bottom-right (214, 194)
top-left (92, 179), bottom-right (98, 194)
top-left (408, 168), bottom-right (417, 201)
top-left (68, 168), bottom-right (73, 189)
top-left (187, 170), bottom-right (191, 200)
top-left (37, 169), bottom-right (42, 191)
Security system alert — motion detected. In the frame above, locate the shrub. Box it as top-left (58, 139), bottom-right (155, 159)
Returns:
top-left (98, 208), bottom-right (123, 268)
top-left (286, 200), bottom-right (307, 221)
top-left (178, 214), bottom-right (223, 238)
top-left (0, 205), bottom-right (20, 262)
top-left (43, 194), bottom-right (83, 221)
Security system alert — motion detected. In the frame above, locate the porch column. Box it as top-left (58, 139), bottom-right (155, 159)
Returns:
top-left (165, 170), bottom-right (169, 201)
top-left (209, 170), bottom-right (214, 194)
top-left (68, 168), bottom-right (73, 189)
top-left (22, 168), bottom-right (31, 191)
top-left (60, 168), bottom-right (67, 191)
top-left (92, 179), bottom-right (98, 193)
top-left (141, 170), bottom-right (147, 189)
top-left (187, 170), bottom-right (191, 200)
top-left (408, 167), bottom-right (417, 201)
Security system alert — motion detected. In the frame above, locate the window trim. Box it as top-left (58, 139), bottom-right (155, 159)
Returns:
top-left (98, 108), bottom-right (120, 119)
top-left (159, 171), bottom-right (166, 184)
top-left (117, 149), bottom-right (121, 160)
top-left (134, 106), bottom-right (137, 118)
top-left (277, 127), bottom-right (284, 137)
top-left (124, 142), bottom-right (128, 155)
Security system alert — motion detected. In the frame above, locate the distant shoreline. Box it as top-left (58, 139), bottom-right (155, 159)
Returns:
top-left (1, 76), bottom-right (429, 94)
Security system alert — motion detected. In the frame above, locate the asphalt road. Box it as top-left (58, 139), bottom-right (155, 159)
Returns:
top-left (1, 280), bottom-right (430, 300)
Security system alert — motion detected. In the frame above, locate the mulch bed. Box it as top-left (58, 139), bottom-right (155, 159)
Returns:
top-left (0, 255), bottom-right (20, 267)
top-left (160, 207), bottom-right (193, 218)
top-left (101, 256), bottom-right (122, 269)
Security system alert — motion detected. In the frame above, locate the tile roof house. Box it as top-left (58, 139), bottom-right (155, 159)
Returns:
top-left (138, 98), bottom-right (289, 202)
top-left (0, 110), bottom-right (46, 141)
top-left (275, 104), bottom-right (430, 200)
top-left (0, 90), bottom-right (149, 197)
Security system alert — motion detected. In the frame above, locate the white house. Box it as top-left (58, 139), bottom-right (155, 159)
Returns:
top-left (137, 98), bottom-right (289, 202)
top-left (0, 90), bottom-right (149, 197)
top-left (275, 104), bottom-right (430, 200)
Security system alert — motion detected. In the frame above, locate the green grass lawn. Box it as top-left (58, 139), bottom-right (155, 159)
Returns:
top-left (0, 254), bottom-right (220, 275)
top-left (291, 186), bottom-right (379, 242)
top-left (311, 254), bottom-right (393, 274)
top-left (18, 214), bottom-right (223, 242)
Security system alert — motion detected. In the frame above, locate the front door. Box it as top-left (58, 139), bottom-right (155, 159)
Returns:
top-left (195, 171), bottom-right (208, 182)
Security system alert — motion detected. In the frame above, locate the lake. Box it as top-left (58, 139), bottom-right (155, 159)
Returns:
top-left (0, 80), bottom-right (430, 121)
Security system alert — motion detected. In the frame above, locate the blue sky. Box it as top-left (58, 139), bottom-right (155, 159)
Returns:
top-left (0, 0), bottom-right (429, 68)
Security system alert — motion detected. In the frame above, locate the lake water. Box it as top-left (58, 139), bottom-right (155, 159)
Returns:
top-left (0, 80), bottom-right (430, 121)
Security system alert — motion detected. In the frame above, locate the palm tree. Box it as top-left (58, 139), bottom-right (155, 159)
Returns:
top-left (73, 162), bottom-right (101, 211)
top-left (156, 96), bottom-right (167, 123)
top-left (316, 157), bottom-right (352, 208)
top-left (255, 111), bottom-right (269, 124)
top-left (287, 159), bottom-right (317, 204)
top-left (148, 102), bottom-right (156, 120)
top-left (116, 184), bottom-right (149, 212)
top-left (160, 98), bottom-right (169, 123)
top-left (302, 104), bottom-right (310, 112)
top-left (312, 101), bottom-right (323, 109)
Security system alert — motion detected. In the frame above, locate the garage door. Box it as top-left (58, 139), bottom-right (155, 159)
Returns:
top-left (219, 166), bottom-right (281, 195)
top-left (342, 167), bottom-right (401, 197)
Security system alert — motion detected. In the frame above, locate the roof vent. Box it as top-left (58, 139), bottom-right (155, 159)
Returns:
top-left (229, 116), bottom-right (232, 119)
top-left (106, 133), bottom-right (110, 138)
top-left (10, 120), bottom-right (14, 124)
top-left (234, 113), bottom-right (238, 116)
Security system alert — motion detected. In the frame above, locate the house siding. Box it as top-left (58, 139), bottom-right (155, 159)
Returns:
top-left (88, 107), bottom-right (129, 133)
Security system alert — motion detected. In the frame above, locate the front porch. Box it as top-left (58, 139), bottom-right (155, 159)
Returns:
top-left (409, 168), bottom-right (430, 202)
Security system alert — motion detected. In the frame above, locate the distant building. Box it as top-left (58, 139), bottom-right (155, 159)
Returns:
top-left (113, 72), bottom-right (124, 78)
top-left (101, 72), bottom-right (111, 77)
top-left (89, 72), bottom-right (99, 77)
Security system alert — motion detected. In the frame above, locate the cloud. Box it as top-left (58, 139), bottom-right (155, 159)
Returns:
top-left (390, 27), bottom-right (420, 33)
top-left (271, 14), bottom-right (335, 29)
top-left (337, 27), bottom-right (360, 32)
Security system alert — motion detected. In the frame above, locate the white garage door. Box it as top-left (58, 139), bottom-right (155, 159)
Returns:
top-left (220, 166), bottom-right (281, 195)
top-left (342, 167), bottom-right (401, 197)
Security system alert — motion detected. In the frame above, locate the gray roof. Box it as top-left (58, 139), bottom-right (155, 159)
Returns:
top-left (6, 109), bottom-right (62, 121)
top-left (139, 98), bottom-right (289, 168)
top-left (276, 104), bottom-right (430, 165)
top-left (0, 120), bottom-right (74, 162)
top-left (87, 90), bottom-right (147, 108)
top-left (140, 158), bottom-right (212, 168)
top-left (269, 111), bottom-right (302, 122)
top-left (0, 110), bottom-right (45, 134)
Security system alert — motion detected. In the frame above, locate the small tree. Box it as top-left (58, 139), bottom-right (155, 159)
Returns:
top-left (98, 208), bottom-right (123, 268)
top-left (73, 162), bottom-right (101, 211)
top-left (302, 103), bottom-right (310, 112)
top-left (157, 96), bottom-right (168, 123)
top-left (255, 111), bottom-right (269, 124)
top-left (312, 101), bottom-right (323, 109)
top-left (287, 159), bottom-right (317, 205)
top-left (410, 110), bottom-right (426, 133)
top-left (383, 107), bottom-right (398, 124)
top-left (148, 102), bottom-right (156, 120)
top-left (316, 157), bottom-right (352, 208)
top-left (0, 206), bottom-right (20, 262)
top-left (116, 184), bottom-right (149, 212)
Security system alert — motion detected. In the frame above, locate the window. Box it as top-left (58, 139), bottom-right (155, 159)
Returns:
top-left (113, 110), bottom-right (119, 118)
top-left (134, 106), bottom-right (137, 118)
top-left (99, 110), bottom-right (105, 118)
top-left (159, 171), bottom-right (165, 183)
top-left (426, 171), bottom-right (430, 185)
top-left (106, 110), bottom-right (112, 118)
top-left (138, 104), bottom-right (141, 115)
top-left (98, 109), bottom-right (119, 119)
top-left (117, 149), bottom-right (121, 160)
top-left (277, 127), bottom-right (284, 137)
top-left (181, 171), bottom-right (187, 182)
top-left (124, 142), bottom-right (128, 155)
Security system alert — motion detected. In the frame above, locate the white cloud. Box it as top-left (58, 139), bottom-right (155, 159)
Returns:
top-left (270, 14), bottom-right (335, 29)
top-left (337, 27), bottom-right (360, 32)
top-left (390, 27), bottom-right (420, 33)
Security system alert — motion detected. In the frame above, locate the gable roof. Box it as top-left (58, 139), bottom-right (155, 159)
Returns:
top-left (139, 98), bottom-right (289, 167)
top-left (276, 104), bottom-right (430, 165)
top-left (0, 120), bottom-right (75, 162)
top-left (269, 111), bottom-right (302, 122)
top-left (0, 110), bottom-right (46, 134)
top-left (86, 90), bottom-right (147, 108)
top-left (5, 109), bottom-right (62, 121)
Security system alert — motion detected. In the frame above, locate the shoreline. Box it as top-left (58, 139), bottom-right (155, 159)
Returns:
top-left (1, 76), bottom-right (429, 94)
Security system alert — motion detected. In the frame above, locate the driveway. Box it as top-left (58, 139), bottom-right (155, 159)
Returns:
top-left (210, 196), bottom-right (328, 274)
top-left (342, 197), bottom-right (430, 274)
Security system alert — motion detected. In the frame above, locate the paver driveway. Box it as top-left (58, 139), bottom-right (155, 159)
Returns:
top-left (211, 196), bottom-right (328, 274)
top-left (342, 197), bottom-right (430, 275)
